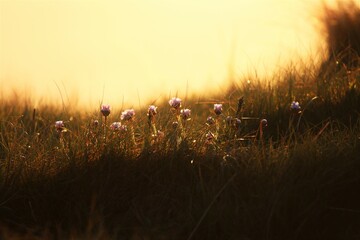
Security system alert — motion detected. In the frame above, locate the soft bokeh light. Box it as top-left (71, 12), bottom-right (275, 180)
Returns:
top-left (0, 0), bottom-right (337, 109)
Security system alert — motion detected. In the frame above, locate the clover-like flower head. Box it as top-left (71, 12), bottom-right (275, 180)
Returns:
top-left (206, 116), bottom-right (215, 125)
top-left (93, 120), bottom-right (99, 127)
top-left (172, 121), bottom-right (179, 129)
top-left (206, 131), bottom-right (215, 141)
top-left (169, 97), bottom-right (182, 109)
top-left (110, 122), bottom-right (122, 131)
top-left (147, 105), bottom-right (157, 116)
top-left (214, 104), bottom-right (223, 115)
top-left (233, 118), bottom-right (241, 129)
top-left (180, 108), bottom-right (191, 120)
top-left (121, 109), bottom-right (135, 121)
top-left (55, 120), bottom-right (64, 132)
top-left (101, 104), bottom-right (111, 117)
top-left (261, 119), bottom-right (268, 128)
top-left (290, 101), bottom-right (301, 113)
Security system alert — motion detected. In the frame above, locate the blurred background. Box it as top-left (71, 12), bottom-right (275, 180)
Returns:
top-left (0, 0), bottom-right (339, 109)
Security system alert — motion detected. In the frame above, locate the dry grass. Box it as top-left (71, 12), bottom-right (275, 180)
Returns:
top-left (0, 1), bottom-right (360, 239)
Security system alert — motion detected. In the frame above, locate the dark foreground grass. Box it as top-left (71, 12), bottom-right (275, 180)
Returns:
top-left (0, 113), bottom-right (359, 240)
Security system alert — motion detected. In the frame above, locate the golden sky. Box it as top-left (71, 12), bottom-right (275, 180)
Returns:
top-left (0, 0), bottom-right (334, 108)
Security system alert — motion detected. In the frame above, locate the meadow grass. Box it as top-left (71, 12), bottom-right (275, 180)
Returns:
top-left (2, 2), bottom-right (360, 239)
top-left (0, 56), bottom-right (359, 240)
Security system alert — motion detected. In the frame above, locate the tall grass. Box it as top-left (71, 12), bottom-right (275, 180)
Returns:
top-left (0, 1), bottom-right (360, 239)
top-left (0, 58), bottom-right (359, 239)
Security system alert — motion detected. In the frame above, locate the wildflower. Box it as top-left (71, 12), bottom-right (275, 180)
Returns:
top-left (147, 105), bottom-right (157, 116)
top-left (172, 121), bottom-right (179, 129)
top-left (290, 101), bottom-right (301, 113)
top-left (93, 119), bottom-right (99, 127)
top-left (169, 97), bottom-right (182, 109)
top-left (55, 120), bottom-right (64, 132)
top-left (233, 118), bottom-right (241, 129)
top-left (259, 119), bottom-right (268, 140)
top-left (260, 119), bottom-right (268, 128)
top-left (206, 131), bottom-right (215, 142)
top-left (180, 108), bottom-right (191, 120)
top-left (121, 109), bottom-right (135, 121)
top-left (110, 122), bottom-right (122, 131)
top-left (206, 116), bottom-right (215, 125)
top-left (101, 104), bottom-right (111, 117)
top-left (119, 124), bottom-right (128, 132)
top-left (214, 104), bottom-right (223, 115)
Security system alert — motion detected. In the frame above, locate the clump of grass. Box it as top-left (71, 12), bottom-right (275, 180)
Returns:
top-left (321, 0), bottom-right (360, 67)
top-left (318, 0), bottom-right (360, 103)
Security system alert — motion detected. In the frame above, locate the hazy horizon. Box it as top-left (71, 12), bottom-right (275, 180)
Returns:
top-left (0, 0), bottom-right (339, 109)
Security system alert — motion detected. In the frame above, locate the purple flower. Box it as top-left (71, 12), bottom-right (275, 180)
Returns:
top-left (233, 118), bottom-right (241, 129)
top-left (206, 116), bottom-right (215, 125)
top-left (110, 122), bottom-right (122, 131)
top-left (172, 121), bottom-right (179, 129)
top-left (55, 120), bottom-right (64, 132)
top-left (147, 105), bottom-right (157, 116)
top-left (214, 104), bottom-right (223, 115)
top-left (260, 119), bottom-right (268, 127)
top-left (101, 104), bottom-right (111, 117)
top-left (290, 101), bottom-right (301, 113)
top-left (121, 109), bottom-right (135, 121)
top-left (180, 108), bottom-right (191, 120)
top-left (169, 97), bottom-right (182, 109)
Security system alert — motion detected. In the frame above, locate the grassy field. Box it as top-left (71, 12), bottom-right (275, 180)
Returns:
top-left (1, 2), bottom-right (360, 240)
top-left (0, 57), bottom-right (359, 240)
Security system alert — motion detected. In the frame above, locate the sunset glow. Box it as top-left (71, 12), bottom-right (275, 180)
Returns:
top-left (0, 0), bottom-right (334, 108)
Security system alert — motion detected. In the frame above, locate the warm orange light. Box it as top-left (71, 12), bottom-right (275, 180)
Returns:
top-left (0, 0), bottom-right (331, 108)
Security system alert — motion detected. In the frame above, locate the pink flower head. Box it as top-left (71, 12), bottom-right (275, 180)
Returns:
top-left (101, 104), bottom-right (111, 117)
top-left (206, 116), bottom-right (215, 125)
top-left (290, 101), bottom-right (301, 113)
top-left (169, 97), bottom-right (182, 109)
top-left (180, 108), bottom-right (191, 120)
top-left (93, 119), bottom-right (99, 127)
top-left (214, 104), bottom-right (223, 115)
top-left (233, 118), bottom-right (241, 129)
top-left (110, 122), bottom-right (122, 131)
top-left (147, 105), bottom-right (157, 116)
top-left (261, 119), bottom-right (268, 128)
top-left (121, 109), bottom-right (135, 121)
top-left (172, 121), bottom-right (179, 129)
top-left (55, 120), bottom-right (64, 132)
